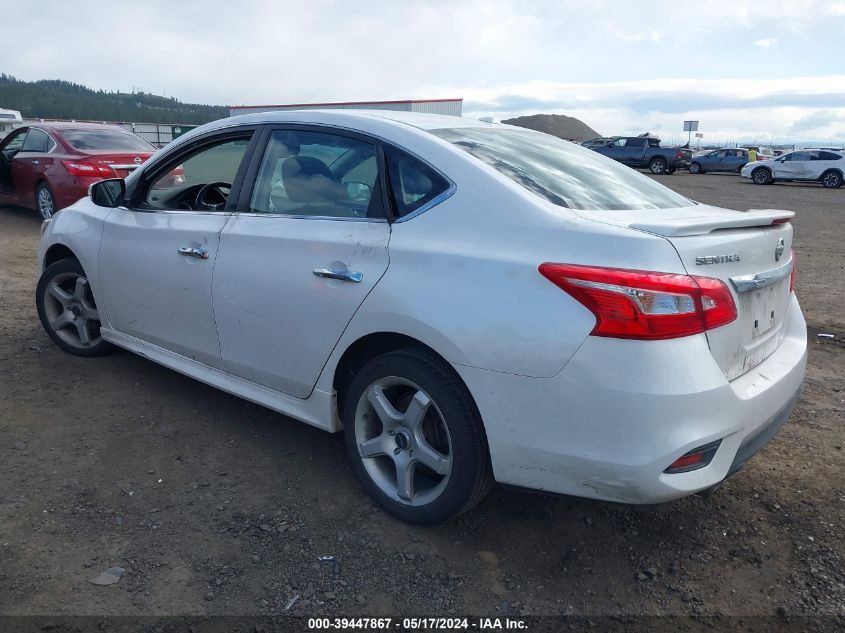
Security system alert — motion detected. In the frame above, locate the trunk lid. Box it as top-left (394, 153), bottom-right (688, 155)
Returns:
top-left (574, 204), bottom-right (796, 380)
top-left (80, 150), bottom-right (154, 178)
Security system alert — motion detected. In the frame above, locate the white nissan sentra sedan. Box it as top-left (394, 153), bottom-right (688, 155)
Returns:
top-left (36, 111), bottom-right (807, 524)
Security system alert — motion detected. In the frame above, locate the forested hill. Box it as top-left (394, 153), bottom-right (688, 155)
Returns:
top-left (0, 75), bottom-right (228, 124)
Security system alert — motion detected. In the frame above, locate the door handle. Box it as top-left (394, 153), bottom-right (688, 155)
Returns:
top-left (313, 268), bottom-right (363, 283)
top-left (178, 246), bottom-right (209, 260)
top-left (31, 160), bottom-right (40, 165)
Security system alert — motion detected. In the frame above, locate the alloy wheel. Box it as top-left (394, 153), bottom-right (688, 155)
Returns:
top-left (41, 272), bottom-right (102, 349)
top-left (38, 187), bottom-right (54, 220)
top-left (822, 172), bottom-right (841, 188)
top-left (353, 376), bottom-right (452, 506)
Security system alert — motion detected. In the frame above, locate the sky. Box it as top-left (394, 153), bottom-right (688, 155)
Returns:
top-left (3, 0), bottom-right (845, 145)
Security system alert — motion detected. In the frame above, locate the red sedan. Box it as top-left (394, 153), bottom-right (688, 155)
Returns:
top-left (0, 122), bottom-right (156, 219)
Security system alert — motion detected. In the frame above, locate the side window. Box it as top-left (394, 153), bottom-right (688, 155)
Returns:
top-left (21, 128), bottom-right (50, 153)
top-left (248, 129), bottom-right (382, 219)
top-left (385, 146), bottom-right (451, 218)
top-left (612, 138), bottom-right (627, 147)
top-left (1, 129), bottom-right (27, 155)
top-left (816, 151), bottom-right (842, 161)
top-left (712, 150), bottom-right (726, 158)
top-left (143, 135), bottom-right (252, 210)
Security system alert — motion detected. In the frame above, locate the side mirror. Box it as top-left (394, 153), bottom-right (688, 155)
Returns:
top-left (346, 181), bottom-right (371, 202)
top-left (90, 178), bottom-right (126, 208)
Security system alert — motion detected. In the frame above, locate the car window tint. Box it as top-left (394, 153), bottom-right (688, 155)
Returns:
top-left (816, 151), bottom-right (842, 161)
top-left (63, 128), bottom-right (154, 151)
top-left (432, 127), bottom-right (694, 211)
top-left (145, 137), bottom-right (251, 210)
top-left (385, 146), bottom-right (450, 218)
top-left (1, 129), bottom-right (27, 152)
top-left (21, 128), bottom-right (50, 152)
top-left (790, 152), bottom-right (812, 162)
top-left (248, 130), bottom-right (382, 219)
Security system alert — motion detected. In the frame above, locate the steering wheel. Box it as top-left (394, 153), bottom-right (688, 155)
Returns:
top-left (195, 182), bottom-right (232, 211)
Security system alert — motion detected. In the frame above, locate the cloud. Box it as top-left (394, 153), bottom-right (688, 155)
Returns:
top-left (754, 37), bottom-right (777, 47)
top-left (1, 0), bottom-right (843, 142)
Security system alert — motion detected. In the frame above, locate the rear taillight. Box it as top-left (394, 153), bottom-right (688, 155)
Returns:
top-left (62, 160), bottom-right (114, 177)
top-left (789, 249), bottom-right (796, 292)
top-left (675, 150), bottom-right (683, 159)
top-left (538, 263), bottom-right (737, 340)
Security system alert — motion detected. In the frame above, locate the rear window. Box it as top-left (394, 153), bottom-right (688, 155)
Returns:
top-left (62, 128), bottom-right (154, 151)
top-left (430, 127), bottom-right (694, 211)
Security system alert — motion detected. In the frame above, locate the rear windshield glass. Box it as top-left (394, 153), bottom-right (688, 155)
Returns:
top-left (430, 127), bottom-right (694, 210)
top-left (62, 128), bottom-right (154, 151)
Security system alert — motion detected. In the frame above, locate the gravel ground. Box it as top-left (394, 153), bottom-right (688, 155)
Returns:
top-left (0, 172), bottom-right (842, 625)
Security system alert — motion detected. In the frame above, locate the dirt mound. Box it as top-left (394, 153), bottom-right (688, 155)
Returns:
top-left (502, 113), bottom-right (600, 141)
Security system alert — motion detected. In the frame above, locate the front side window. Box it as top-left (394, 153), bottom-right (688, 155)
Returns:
top-left (431, 127), bottom-right (694, 211)
top-left (143, 135), bottom-right (252, 210)
top-left (21, 128), bottom-right (50, 153)
top-left (611, 138), bottom-right (628, 147)
top-left (248, 130), bottom-right (382, 219)
top-left (788, 152), bottom-right (812, 162)
top-left (1, 129), bottom-right (27, 154)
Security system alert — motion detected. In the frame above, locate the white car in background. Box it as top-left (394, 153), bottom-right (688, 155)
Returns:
top-left (742, 148), bottom-right (844, 187)
top-left (36, 111), bottom-right (806, 524)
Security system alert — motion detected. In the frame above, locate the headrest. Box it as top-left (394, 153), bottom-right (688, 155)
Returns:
top-left (281, 156), bottom-right (341, 203)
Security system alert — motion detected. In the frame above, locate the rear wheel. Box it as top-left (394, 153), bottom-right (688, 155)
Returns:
top-left (36, 258), bottom-right (113, 357)
top-left (689, 162), bottom-right (702, 174)
top-left (36, 182), bottom-right (57, 220)
top-left (821, 170), bottom-right (843, 188)
top-left (751, 167), bottom-right (772, 185)
top-left (343, 348), bottom-right (492, 524)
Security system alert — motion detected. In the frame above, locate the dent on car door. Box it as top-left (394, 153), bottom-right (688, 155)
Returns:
top-left (97, 130), bottom-right (256, 367)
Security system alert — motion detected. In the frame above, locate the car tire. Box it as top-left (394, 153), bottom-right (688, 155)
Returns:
top-left (342, 348), bottom-right (492, 524)
top-left (36, 182), bottom-right (57, 220)
top-left (36, 258), bottom-right (113, 357)
top-left (649, 157), bottom-right (667, 174)
top-left (689, 162), bottom-right (702, 174)
top-left (820, 170), bottom-right (843, 189)
top-left (751, 167), bottom-right (772, 185)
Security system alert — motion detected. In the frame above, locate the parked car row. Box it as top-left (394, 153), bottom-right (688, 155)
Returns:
top-left (580, 136), bottom-right (844, 188)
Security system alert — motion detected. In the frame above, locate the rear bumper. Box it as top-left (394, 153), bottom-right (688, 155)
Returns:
top-left (454, 295), bottom-right (807, 503)
top-left (54, 177), bottom-right (101, 210)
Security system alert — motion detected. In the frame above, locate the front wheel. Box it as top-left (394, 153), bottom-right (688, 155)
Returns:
top-left (36, 258), bottom-right (113, 357)
top-left (689, 162), bottom-right (702, 174)
top-left (751, 167), bottom-right (772, 185)
top-left (821, 170), bottom-right (843, 188)
top-left (343, 349), bottom-right (492, 524)
top-left (649, 157), bottom-right (667, 174)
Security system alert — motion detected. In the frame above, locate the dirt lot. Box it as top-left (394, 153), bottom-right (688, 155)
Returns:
top-left (0, 173), bottom-right (843, 625)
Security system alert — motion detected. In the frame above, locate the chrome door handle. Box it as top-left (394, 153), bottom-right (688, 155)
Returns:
top-left (313, 268), bottom-right (363, 283)
top-left (178, 246), bottom-right (209, 260)
top-left (31, 160), bottom-right (40, 165)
